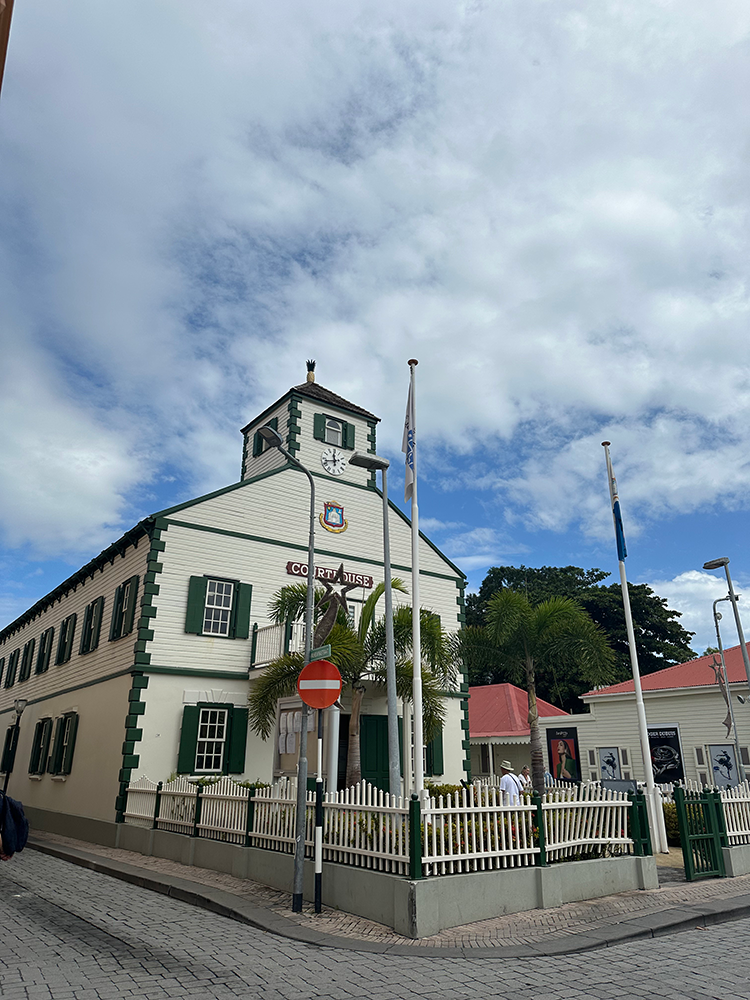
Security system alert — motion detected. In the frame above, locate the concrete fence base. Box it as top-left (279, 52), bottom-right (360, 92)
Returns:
top-left (723, 844), bottom-right (750, 877)
top-left (24, 806), bottom-right (658, 938)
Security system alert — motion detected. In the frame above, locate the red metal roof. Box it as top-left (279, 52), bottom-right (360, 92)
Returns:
top-left (468, 683), bottom-right (569, 738)
top-left (583, 642), bottom-right (750, 698)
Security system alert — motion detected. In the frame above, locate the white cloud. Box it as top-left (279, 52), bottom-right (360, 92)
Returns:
top-left (646, 570), bottom-right (750, 656)
top-left (2, 1), bottom-right (750, 557)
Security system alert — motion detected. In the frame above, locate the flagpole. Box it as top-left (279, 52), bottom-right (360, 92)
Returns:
top-left (406, 360), bottom-right (424, 794)
top-left (602, 442), bottom-right (668, 853)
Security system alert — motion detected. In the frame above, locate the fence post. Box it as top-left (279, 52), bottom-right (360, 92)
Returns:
top-left (711, 789), bottom-right (728, 876)
top-left (192, 783), bottom-right (203, 838)
top-left (245, 784), bottom-right (256, 848)
top-left (409, 793), bottom-right (423, 880)
top-left (532, 792), bottom-right (547, 866)
top-left (153, 781), bottom-right (163, 830)
top-left (628, 790), bottom-right (652, 857)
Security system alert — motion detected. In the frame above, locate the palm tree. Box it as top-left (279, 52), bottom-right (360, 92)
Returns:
top-left (248, 582), bottom-right (452, 788)
top-left (479, 590), bottom-right (615, 794)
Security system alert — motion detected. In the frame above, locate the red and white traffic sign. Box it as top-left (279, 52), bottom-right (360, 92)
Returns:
top-left (297, 659), bottom-right (342, 709)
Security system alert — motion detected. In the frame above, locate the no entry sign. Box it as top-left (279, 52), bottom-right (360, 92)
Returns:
top-left (297, 659), bottom-right (342, 709)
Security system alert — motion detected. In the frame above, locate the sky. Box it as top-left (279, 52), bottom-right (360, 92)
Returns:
top-left (1, 0), bottom-right (750, 656)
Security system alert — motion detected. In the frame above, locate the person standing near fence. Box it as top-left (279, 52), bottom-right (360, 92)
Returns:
top-left (499, 761), bottom-right (523, 805)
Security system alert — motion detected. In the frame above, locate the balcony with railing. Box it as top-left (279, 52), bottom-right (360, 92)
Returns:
top-left (250, 620), bottom-right (306, 668)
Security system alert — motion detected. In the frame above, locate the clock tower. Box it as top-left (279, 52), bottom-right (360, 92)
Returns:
top-left (239, 362), bottom-right (380, 488)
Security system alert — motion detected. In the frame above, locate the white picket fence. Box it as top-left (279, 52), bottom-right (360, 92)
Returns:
top-left (422, 784), bottom-right (537, 874)
top-left (720, 781), bottom-right (750, 846)
top-left (124, 776), bottom-right (637, 876)
top-left (542, 784), bottom-right (632, 862)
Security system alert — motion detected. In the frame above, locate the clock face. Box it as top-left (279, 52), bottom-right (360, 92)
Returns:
top-left (321, 447), bottom-right (346, 476)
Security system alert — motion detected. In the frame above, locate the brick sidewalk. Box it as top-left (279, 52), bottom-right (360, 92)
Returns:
top-left (26, 831), bottom-right (750, 954)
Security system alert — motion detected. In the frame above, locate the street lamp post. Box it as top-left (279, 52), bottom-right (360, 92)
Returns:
top-left (2, 698), bottom-right (28, 794)
top-left (703, 558), bottom-right (750, 697)
top-left (712, 597), bottom-right (745, 782)
top-left (258, 424), bottom-right (315, 913)
top-left (348, 451), bottom-right (400, 798)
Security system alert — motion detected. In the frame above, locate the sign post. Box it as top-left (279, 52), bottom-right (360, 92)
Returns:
top-left (297, 659), bottom-right (342, 913)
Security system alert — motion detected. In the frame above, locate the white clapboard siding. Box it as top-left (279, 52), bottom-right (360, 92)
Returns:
top-left (422, 784), bottom-right (538, 875)
top-left (123, 776), bottom-right (159, 828)
top-left (543, 785), bottom-right (632, 862)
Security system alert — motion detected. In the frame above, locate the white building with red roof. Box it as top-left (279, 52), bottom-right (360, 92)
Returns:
top-left (535, 643), bottom-right (750, 787)
top-left (468, 682), bottom-right (569, 778)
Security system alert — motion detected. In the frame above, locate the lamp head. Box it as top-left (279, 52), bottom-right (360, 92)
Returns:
top-left (704, 557), bottom-right (730, 570)
top-left (258, 424), bottom-right (283, 448)
top-left (348, 451), bottom-right (390, 471)
top-left (13, 698), bottom-right (27, 717)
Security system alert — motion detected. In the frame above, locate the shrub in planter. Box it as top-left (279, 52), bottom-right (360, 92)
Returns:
top-left (663, 802), bottom-right (681, 846)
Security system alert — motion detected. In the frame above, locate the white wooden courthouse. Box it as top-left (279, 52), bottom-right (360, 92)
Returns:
top-left (0, 369), bottom-right (469, 842)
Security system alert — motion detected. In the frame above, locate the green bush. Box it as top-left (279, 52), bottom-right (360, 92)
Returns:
top-left (663, 802), bottom-right (681, 846)
top-left (425, 781), bottom-right (463, 799)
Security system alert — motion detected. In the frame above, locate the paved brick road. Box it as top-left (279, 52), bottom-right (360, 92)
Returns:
top-left (2, 851), bottom-right (749, 1000)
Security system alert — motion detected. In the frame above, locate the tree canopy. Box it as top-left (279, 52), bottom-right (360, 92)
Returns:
top-left (466, 564), bottom-right (696, 704)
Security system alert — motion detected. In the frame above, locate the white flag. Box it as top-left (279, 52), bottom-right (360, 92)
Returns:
top-left (402, 379), bottom-right (415, 502)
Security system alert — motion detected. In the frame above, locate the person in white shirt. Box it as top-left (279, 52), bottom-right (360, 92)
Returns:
top-left (499, 760), bottom-right (523, 805)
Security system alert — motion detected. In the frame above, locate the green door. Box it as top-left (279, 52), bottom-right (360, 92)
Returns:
top-left (360, 715), bottom-right (389, 792)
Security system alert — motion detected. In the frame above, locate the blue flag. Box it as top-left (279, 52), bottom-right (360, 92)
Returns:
top-left (613, 499), bottom-right (627, 561)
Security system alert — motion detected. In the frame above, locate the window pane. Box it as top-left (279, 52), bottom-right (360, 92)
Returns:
top-left (325, 419), bottom-right (342, 446)
top-left (204, 581), bottom-right (233, 635)
top-left (195, 708), bottom-right (227, 772)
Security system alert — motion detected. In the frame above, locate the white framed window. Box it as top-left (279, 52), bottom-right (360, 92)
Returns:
top-left (195, 708), bottom-right (228, 772)
top-left (325, 418), bottom-right (343, 446)
top-left (203, 581), bottom-right (234, 636)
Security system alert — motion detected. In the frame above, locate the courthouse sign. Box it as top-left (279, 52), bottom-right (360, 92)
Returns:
top-left (286, 561), bottom-right (373, 589)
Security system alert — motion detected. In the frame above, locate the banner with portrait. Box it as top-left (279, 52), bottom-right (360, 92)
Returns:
top-left (647, 725), bottom-right (684, 783)
top-left (707, 744), bottom-right (739, 788)
top-left (546, 727), bottom-right (581, 783)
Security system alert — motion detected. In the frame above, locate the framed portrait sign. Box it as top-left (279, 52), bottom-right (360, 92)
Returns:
top-left (598, 747), bottom-right (622, 781)
top-left (546, 727), bottom-right (581, 783)
top-left (647, 725), bottom-right (684, 783)
top-left (707, 744), bottom-right (739, 788)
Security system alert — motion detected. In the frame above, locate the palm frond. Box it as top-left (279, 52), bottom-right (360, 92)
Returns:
top-left (248, 653), bottom-right (304, 738)
top-left (357, 577), bottom-right (408, 645)
top-left (267, 584), bottom-right (326, 625)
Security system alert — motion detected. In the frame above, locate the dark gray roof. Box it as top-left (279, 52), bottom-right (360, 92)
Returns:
top-left (241, 381), bottom-right (379, 433)
top-left (291, 381), bottom-right (379, 421)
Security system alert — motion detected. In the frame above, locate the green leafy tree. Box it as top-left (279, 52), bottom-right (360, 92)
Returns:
top-left (467, 564), bottom-right (695, 686)
top-left (476, 590), bottom-right (615, 793)
top-left (248, 582), bottom-right (452, 788)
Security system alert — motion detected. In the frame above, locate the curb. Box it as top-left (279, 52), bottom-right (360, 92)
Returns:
top-left (24, 838), bottom-right (750, 957)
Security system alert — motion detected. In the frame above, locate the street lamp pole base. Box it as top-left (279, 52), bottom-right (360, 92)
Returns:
top-left (292, 893), bottom-right (303, 913)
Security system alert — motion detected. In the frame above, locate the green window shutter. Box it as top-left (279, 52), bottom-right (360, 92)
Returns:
top-left (252, 431), bottom-right (263, 457)
top-left (28, 720), bottom-right (44, 774)
top-left (79, 604), bottom-right (92, 654)
top-left (1, 726), bottom-right (16, 773)
top-left (269, 416), bottom-right (278, 432)
top-left (123, 576), bottom-right (139, 635)
top-left (91, 597), bottom-right (104, 650)
top-left (109, 583), bottom-right (124, 640)
top-left (226, 707), bottom-right (248, 773)
top-left (185, 576), bottom-right (208, 634)
top-left (55, 622), bottom-right (67, 664)
top-left (177, 706), bottom-right (200, 773)
top-left (36, 629), bottom-right (53, 673)
top-left (426, 728), bottom-right (444, 777)
top-left (344, 421), bottom-right (356, 450)
top-left (64, 613), bottom-right (76, 661)
top-left (0, 658), bottom-right (4, 686)
top-left (5, 649), bottom-right (19, 687)
top-left (48, 718), bottom-right (64, 774)
top-left (61, 714), bottom-right (79, 774)
top-left (233, 584), bottom-right (253, 639)
top-left (313, 412), bottom-right (325, 441)
top-left (20, 639), bottom-right (35, 681)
